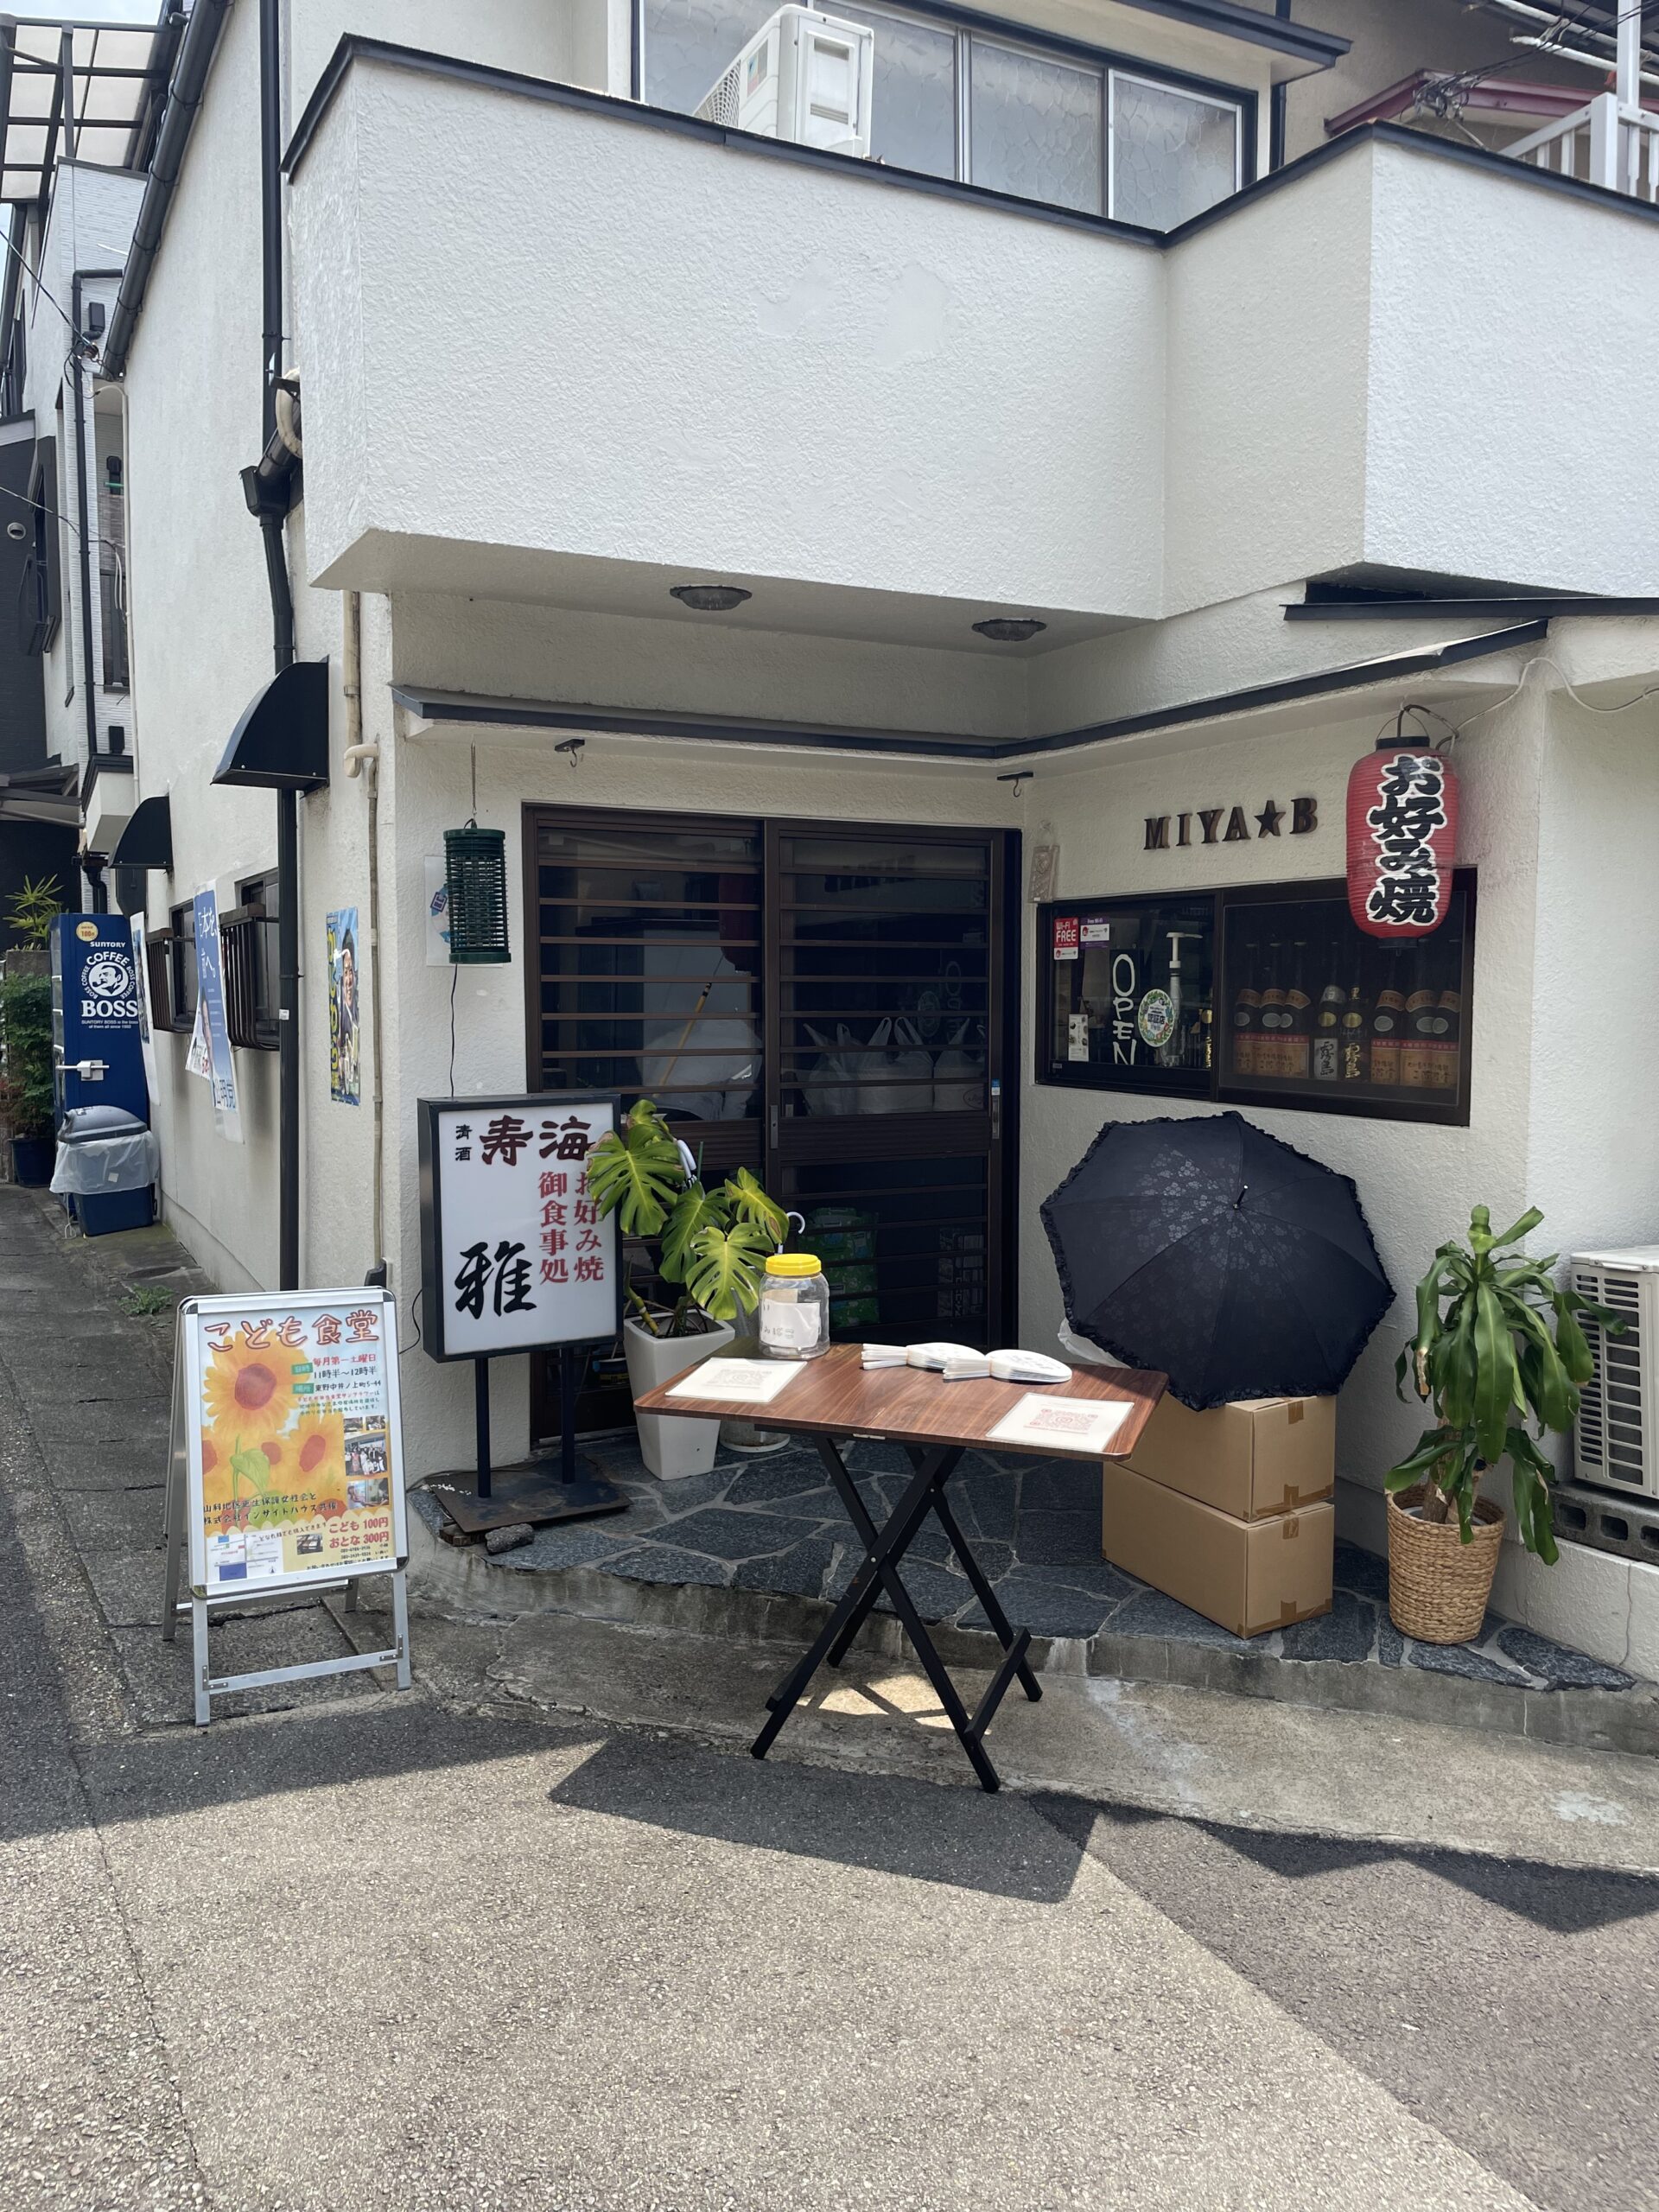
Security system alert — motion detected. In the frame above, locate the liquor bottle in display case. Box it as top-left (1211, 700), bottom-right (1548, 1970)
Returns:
top-left (1312, 933), bottom-right (1344, 1082)
top-left (1400, 946), bottom-right (1440, 1090)
top-left (1281, 939), bottom-right (1312, 1081)
top-left (1230, 941), bottom-right (1260, 1079)
top-left (1433, 949), bottom-right (1464, 1092)
top-left (1370, 946), bottom-right (1406, 1084)
top-left (1339, 950), bottom-right (1369, 1084)
top-left (1256, 941), bottom-right (1287, 1078)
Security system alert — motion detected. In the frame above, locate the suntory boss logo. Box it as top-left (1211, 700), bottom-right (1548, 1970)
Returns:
top-left (80, 948), bottom-right (139, 1020)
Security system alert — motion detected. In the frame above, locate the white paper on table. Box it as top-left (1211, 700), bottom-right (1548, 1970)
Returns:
top-left (986, 1394), bottom-right (1132, 1455)
top-left (664, 1358), bottom-right (805, 1406)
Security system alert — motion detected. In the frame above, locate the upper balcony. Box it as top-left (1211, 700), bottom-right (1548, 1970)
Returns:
top-left (287, 35), bottom-right (1659, 657)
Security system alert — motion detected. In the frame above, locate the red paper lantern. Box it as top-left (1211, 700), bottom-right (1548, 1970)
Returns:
top-left (1346, 746), bottom-right (1459, 939)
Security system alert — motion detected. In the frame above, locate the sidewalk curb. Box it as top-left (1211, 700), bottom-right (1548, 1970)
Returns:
top-left (406, 1505), bottom-right (1659, 1761)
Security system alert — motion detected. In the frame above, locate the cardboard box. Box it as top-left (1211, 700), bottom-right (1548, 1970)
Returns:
top-left (1125, 1391), bottom-right (1335, 1521)
top-left (1102, 1460), bottom-right (1333, 1638)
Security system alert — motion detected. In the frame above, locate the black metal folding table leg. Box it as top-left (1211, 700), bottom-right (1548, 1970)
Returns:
top-left (823, 1442), bottom-right (958, 1671)
top-left (929, 1485), bottom-right (1042, 1706)
top-left (750, 1433), bottom-right (1018, 1791)
top-left (859, 1541), bottom-right (1003, 1793)
top-left (750, 1444), bottom-right (943, 1756)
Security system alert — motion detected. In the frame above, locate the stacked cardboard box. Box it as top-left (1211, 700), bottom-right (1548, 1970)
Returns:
top-left (1102, 1394), bottom-right (1336, 1637)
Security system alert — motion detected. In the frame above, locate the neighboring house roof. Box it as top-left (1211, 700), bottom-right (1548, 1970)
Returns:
top-left (0, 14), bottom-right (181, 204)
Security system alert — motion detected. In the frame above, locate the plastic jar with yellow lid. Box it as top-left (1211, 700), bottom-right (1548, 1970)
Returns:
top-left (759, 1251), bottom-right (830, 1361)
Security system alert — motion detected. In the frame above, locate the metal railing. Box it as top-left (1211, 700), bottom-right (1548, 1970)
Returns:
top-left (1505, 89), bottom-right (1659, 202)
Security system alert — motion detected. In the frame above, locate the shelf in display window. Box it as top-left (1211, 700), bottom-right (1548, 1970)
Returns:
top-left (1037, 874), bottom-right (1475, 1127)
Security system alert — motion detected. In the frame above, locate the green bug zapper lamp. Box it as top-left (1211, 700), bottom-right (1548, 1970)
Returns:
top-left (443, 821), bottom-right (510, 964)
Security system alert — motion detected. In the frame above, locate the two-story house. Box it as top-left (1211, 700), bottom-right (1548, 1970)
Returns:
top-left (0, 12), bottom-right (176, 919)
top-left (99, 0), bottom-right (1659, 1673)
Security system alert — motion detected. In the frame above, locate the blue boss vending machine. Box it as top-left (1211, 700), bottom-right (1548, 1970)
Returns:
top-left (48, 915), bottom-right (155, 1231)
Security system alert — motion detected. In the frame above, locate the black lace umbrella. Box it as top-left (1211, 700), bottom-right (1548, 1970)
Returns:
top-left (1041, 1111), bottom-right (1393, 1410)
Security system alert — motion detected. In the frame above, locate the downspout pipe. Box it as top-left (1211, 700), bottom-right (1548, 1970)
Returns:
top-left (71, 269), bottom-right (123, 907)
top-left (251, 0), bottom-right (302, 1293)
top-left (104, 0), bottom-right (232, 380)
top-left (1270, 0), bottom-right (1291, 170)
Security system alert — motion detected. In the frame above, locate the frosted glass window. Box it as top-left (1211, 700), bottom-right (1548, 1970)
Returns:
top-left (830, 3), bottom-right (957, 180)
top-left (969, 40), bottom-right (1102, 213)
top-left (643, 0), bottom-right (785, 118)
top-left (1110, 73), bottom-right (1240, 230)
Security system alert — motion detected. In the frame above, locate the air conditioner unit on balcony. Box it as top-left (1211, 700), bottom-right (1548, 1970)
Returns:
top-left (1570, 1245), bottom-right (1659, 1498)
top-left (696, 5), bottom-right (875, 158)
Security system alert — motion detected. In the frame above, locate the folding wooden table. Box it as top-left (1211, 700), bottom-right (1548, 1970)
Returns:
top-left (633, 1345), bottom-right (1166, 1793)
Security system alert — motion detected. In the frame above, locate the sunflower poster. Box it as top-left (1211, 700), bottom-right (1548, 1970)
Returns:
top-left (182, 1289), bottom-right (406, 1599)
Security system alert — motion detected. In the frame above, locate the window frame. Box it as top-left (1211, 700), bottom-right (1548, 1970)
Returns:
top-left (221, 871), bottom-right (280, 1052)
top-left (20, 434), bottom-right (60, 657)
top-left (636, 0), bottom-right (1256, 225)
top-left (1104, 64), bottom-right (1244, 228)
top-left (1035, 872), bottom-right (1477, 1128)
top-left (166, 900), bottom-right (198, 1033)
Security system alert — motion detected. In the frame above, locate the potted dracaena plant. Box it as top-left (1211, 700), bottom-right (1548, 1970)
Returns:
top-left (1385, 1205), bottom-right (1620, 1644)
top-left (588, 1098), bottom-right (789, 1479)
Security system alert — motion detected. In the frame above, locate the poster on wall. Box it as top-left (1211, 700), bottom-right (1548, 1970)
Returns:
top-left (188, 886), bottom-right (242, 1140)
top-left (128, 914), bottom-right (159, 1102)
top-left (180, 1288), bottom-right (408, 1599)
top-left (417, 1091), bottom-right (620, 1359)
top-left (423, 855), bottom-right (452, 966)
top-left (327, 907), bottom-right (360, 1105)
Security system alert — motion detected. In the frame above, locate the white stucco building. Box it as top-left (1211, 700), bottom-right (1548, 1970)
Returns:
top-left (84, 0), bottom-right (1659, 1672)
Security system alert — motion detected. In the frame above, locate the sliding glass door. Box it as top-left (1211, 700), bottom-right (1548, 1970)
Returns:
top-left (526, 805), bottom-right (1020, 1435)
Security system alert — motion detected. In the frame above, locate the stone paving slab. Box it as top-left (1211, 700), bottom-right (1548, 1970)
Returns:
top-left (413, 1425), bottom-right (1658, 1757)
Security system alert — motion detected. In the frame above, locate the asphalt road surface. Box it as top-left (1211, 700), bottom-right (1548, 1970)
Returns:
top-left (3, 1192), bottom-right (1656, 2212)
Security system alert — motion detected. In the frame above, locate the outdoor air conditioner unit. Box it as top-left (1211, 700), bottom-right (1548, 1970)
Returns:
top-left (1569, 1245), bottom-right (1659, 1498)
top-left (696, 5), bottom-right (875, 158)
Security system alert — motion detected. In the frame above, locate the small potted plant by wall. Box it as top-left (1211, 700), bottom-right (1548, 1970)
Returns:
top-left (588, 1098), bottom-right (788, 1479)
top-left (1, 874), bottom-right (62, 982)
top-left (0, 971), bottom-right (58, 1185)
top-left (1385, 1204), bottom-right (1618, 1643)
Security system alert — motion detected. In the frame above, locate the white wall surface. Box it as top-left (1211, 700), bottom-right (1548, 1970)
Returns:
top-left (1362, 143), bottom-right (1659, 596)
top-left (289, 54), bottom-right (1169, 626)
top-left (290, 56), bottom-right (1659, 650)
top-left (379, 626), bottom-right (1017, 1478)
top-left (1016, 690), bottom-right (1546, 1510)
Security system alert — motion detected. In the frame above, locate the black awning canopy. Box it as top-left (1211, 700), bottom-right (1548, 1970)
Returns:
top-left (213, 659), bottom-right (329, 792)
top-left (110, 792), bottom-right (172, 871)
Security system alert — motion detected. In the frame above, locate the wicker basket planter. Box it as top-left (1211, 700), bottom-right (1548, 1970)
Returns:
top-left (1387, 1484), bottom-right (1505, 1644)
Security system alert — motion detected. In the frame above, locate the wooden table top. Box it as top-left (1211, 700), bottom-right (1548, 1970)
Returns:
top-left (632, 1343), bottom-right (1166, 1462)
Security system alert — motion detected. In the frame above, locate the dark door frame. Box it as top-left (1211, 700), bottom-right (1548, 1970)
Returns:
top-left (522, 799), bottom-right (1022, 1440)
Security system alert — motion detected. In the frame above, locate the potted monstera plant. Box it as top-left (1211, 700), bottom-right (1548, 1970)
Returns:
top-left (1386, 1205), bottom-right (1619, 1643)
top-left (588, 1098), bottom-right (787, 1478)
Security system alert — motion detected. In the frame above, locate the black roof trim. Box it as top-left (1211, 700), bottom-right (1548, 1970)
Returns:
top-left (1165, 116), bottom-right (1659, 245)
top-left (285, 5), bottom-right (1349, 171)
top-left (1286, 595), bottom-right (1659, 622)
top-left (393, 624), bottom-right (1546, 766)
top-left (285, 36), bottom-right (1167, 244)
top-left (287, 41), bottom-right (1659, 258)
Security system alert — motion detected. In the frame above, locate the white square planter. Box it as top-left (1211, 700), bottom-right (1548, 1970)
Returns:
top-left (623, 1317), bottom-right (734, 1480)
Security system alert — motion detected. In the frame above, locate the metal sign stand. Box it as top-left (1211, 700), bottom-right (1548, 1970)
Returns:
top-left (161, 1296), bottom-right (412, 1726)
top-left (423, 1341), bottom-right (625, 1538)
top-left (416, 1091), bottom-right (629, 1540)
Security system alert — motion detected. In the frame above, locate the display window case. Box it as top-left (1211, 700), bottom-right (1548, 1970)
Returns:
top-left (1038, 874), bottom-right (1474, 1125)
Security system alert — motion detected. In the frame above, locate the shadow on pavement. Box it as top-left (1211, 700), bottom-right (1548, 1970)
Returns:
top-left (545, 1730), bottom-right (1089, 1901)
